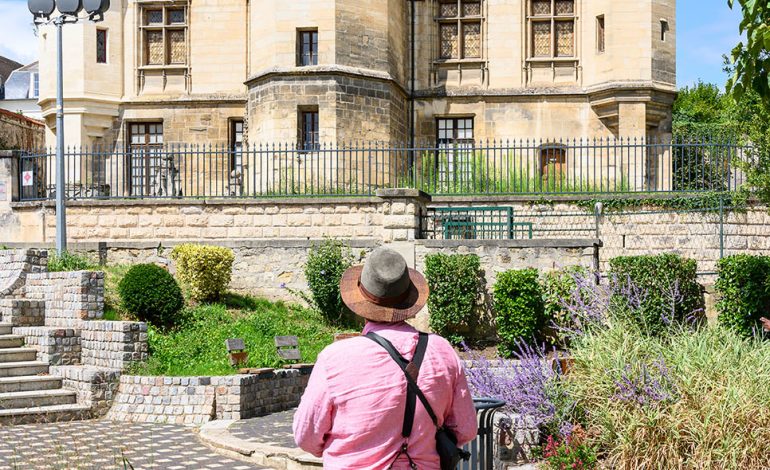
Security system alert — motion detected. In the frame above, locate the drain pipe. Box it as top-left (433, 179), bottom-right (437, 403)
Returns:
top-left (408, 0), bottom-right (416, 175)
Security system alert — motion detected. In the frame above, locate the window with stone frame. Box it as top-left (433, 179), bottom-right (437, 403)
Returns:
top-left (139, 4), bottom-right (189, 67)
top-left (528, 0), bottom-right (576, 59)
top-left (437, 0), bottom-right (483, 60)
top-left (299, 108), bottom-right (319, 152)
top-left (96, 29), bottom-right (108, 63)
top-left (436, 117), bottom-right (474, 184)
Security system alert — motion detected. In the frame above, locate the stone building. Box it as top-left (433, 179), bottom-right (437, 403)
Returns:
top-left (35, 0), bottom-right (676, 195)
top-left (38, 0), bottom-right (675, 148)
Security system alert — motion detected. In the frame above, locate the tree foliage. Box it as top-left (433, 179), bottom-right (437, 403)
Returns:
top-left (726, 0), bottom-right (770, 104)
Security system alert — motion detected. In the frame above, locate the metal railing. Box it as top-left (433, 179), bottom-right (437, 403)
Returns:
top-left (422, 207), bottom-right (598, 240)
top-left (462, 397), bottom-right (506, 470)
top-left (16, 136), bottom-right (751, 201)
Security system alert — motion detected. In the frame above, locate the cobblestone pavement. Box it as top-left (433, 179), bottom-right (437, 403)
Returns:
top-left (229, 409), bottom-right (296, 448)
top-left (0, 420), bottom-right (265, 470)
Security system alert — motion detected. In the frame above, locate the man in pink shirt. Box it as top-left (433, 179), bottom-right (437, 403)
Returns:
top-left (293, 247), bottom-right (478, 469)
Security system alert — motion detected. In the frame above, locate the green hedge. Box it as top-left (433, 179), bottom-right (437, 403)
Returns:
top-left (493, 268), bottom-right (546, 357)
top-left (424, 253), bottom-right (482, 344)
top-left (305, 239), bottom-right (354, 324)
top-left (715, 254), bottom-right (770, 337)
top-left (608, 254), bottom-right (704, 335)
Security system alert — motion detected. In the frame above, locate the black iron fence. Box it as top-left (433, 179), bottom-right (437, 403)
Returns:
top-left (16, 136), bottom-right (751, 201)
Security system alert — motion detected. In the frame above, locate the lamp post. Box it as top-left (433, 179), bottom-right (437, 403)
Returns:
top-left (28, 0), bottom-right (110, 253)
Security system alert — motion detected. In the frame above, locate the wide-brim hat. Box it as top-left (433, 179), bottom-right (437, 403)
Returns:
top-left (340, 248), bottom-right (429, 323)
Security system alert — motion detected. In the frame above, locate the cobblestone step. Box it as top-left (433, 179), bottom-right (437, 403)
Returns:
top-left (0, 348), bottom-right (38, 363)
top-left (0, 361), bottom-right (49, 377)
top-left (0, 335), bottom-right (25, 349)
top-left (0, 324), bottom-right (13, 335)
top-left (0, 389), bottom-right (77, 410)
top-left (0, 375), bottom-right (62, 393)
top-left (0, 403), bottom-right (92, 425)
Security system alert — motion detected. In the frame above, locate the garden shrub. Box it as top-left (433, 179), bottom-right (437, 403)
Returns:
top-left (608, 253), bottom-right (703, 335)
top-left (47, 251), bottom-right (97, 272)
top-left (170, 244), bottom-right (234, 302)
top-left (304, 239), bottom-right (353, 324)
top-left (539, 428), bottom-right (598, 470)
top-left (543, 266), bottom-right (589, 336)
top-left (118, 264), bottom-right (184, 328)
top-left (493, 268), bottom-right (546, 356)
top-left (424, 253), bottom-right (482, 344)
top-left (715, 254), bottom-right (770, 337)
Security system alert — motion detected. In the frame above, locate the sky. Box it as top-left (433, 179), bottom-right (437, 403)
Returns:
top-left (0, 0), bottom-right (746, 90)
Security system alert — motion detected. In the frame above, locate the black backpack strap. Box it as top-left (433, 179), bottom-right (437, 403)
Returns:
top-left (402, 332), bottom-right (429, 437)
top-left (365, 332), bottom-right (439, 430)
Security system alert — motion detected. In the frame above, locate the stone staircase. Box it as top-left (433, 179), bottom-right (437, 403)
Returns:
top-left (0, 322), bottom-right (89, 424)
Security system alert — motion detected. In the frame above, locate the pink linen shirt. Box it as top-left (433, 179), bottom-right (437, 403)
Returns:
top-left (293, 321), bottom-right (478, 470)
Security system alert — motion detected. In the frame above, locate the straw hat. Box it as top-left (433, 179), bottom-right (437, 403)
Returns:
top-left (340, 247), bottom-right (429, 322)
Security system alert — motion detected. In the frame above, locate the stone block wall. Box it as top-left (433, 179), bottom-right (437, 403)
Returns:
top-left (107, 368), bottom-right (312, 425)
top-left (52, 365), bottom-right (122, 417)
top-left (216, 368), bottom-right (311, 420)
top-left (25, 271), bottom-right (104, 327)
top-left (0, 299), bottom-right (44, 326)
top-left (0, 249), bottom-right (47, 296)
top-left (81, 321), bottom-right (149, 369)
top-left (13, 326), bottom-right (81, 366)
top-left (0, 109), bottom-right (44, 150)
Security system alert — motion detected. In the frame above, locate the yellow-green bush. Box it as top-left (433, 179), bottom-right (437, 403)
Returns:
top-left (170, 244), bottom-right (234, 302)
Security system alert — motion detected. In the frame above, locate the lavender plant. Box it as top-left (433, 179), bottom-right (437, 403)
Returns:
top-left (612, 358), bottom-right (677, 406)
top-left (464, 340), bottom-right (575, 438)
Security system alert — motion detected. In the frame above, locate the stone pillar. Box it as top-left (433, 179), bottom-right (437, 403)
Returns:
top-left (618, 102), bottom-right (648, 191)
top-left (376, 188), bottom-right (431, 243)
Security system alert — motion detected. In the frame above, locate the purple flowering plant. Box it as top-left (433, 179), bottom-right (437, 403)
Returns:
top-left (612, 357), bottom-right (678, 407)
top-left (463, 339), bottom-right (575, 438)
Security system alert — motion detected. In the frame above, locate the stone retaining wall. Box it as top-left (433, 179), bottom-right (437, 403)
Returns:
top-left (51, 365), bottom-right (122, 417)
top-left (107, 368), bottom-right (312, 426)
top-left (0, 298), bottom-right (44, 326)
top-left (13, 326), bottom-right (81, 365)
top-left (81, 321), bottom-right (149, 369)
top-left (25, 271), bottom-right (104, 327)
top-left (0, 249), bottom-right (46, 296)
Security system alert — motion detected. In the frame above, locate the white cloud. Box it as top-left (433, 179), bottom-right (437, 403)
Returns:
top-left (0, 0), bottom-right (39, 64)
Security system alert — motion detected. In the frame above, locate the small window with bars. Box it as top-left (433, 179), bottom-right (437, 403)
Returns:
top-left (140, 5), bottom-right (188, 67)
top-left (297, 29), bottom-right (319, 66)
top-left (299, 108), bottom-right (319, 152)
top-left (437, 0), bottom-right (482, 60)
top-left (96, 29), bottom-right (108, 63)
top-left (529, 0), bottom-right (575, 59)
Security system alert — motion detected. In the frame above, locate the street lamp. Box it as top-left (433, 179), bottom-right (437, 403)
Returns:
top-left (27, 0), bottom-right (110, 253)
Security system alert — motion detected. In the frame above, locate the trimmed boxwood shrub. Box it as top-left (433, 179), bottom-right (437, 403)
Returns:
top-left (608, 253), bottom-right (704, 335)
top-left (425, 253), bottom-right (482, 344)
top-left (715, 254), bottom-right (770, 337)
top-left (493, 268), bottom-right (546, 357)
top-left (118, 264), bottom-right (184, 328)
top-left (304, 239), bottom-right (354, 324)
top-left (170, 244), bottom-right (234, 302)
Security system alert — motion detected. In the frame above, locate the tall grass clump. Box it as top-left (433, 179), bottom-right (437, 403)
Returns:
top-left (566, 320), bottom-right (770, 469)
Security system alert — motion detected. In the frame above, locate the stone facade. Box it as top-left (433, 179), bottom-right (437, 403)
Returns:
top-left (51, 365), bottom-right (122, 417)
top-left (37, 0), bottom-right (676, 155)
top-left (107, 369), bottom-right (312, 425)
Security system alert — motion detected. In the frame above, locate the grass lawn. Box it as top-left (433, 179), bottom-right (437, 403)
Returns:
top-left (130, 294), bottom-right (353, 376)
